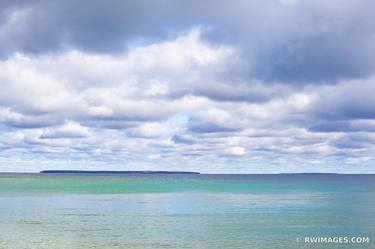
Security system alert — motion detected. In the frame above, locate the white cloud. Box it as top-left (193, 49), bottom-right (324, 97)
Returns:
top-left (0, 27), bottom-right (374, 173)
top-left (225, 146), bottom-right (247, 156)
top-left (40, 121), bottom-right (91, 139)
top-left (127, 122), bottom-right (170, 138)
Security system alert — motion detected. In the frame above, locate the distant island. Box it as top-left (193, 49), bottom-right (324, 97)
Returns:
top-left (40, 170), bottom-right (200, 174)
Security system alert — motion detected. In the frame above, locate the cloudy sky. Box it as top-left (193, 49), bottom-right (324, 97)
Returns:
top-left (1, 0), bottom-right (375, 173)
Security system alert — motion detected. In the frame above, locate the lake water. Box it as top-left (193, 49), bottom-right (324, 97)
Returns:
top-left (0, 173), bottom-right (374, 249)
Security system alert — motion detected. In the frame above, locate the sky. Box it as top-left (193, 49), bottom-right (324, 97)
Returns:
top-left (0, 0), bottom-right (375, 173)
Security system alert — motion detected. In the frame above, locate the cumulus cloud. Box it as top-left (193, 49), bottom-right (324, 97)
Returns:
top-left (0, 1), bottom-right (374, 173)
top-left (40, 121), bottom-right (91, 139)
top-left (1, 0), bottom-right (375, 83)
top-left (311, 77), bottom-right (375, 121)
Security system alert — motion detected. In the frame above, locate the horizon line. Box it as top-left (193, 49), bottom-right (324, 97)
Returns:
top-left (0, 170), bottom-right (374, 175)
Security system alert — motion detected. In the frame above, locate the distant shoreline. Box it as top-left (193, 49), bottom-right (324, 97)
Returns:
top-left (39, 170), bottom-right (200, 175)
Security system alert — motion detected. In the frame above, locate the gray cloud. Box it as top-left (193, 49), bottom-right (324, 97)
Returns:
top-left (0, 1), bottom-right (375, 173)
top-left (172, 134), bottom-right (196, 145)
top-left (1, 0), bottom-right (375, 83)
top-left (310, 78), bottom-right (375, 122)
top-left (188, 120), bottom-right (239, 134)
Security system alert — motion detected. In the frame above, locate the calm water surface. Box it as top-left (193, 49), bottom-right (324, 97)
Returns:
top-left (0, 174), bottom-right (374, 249)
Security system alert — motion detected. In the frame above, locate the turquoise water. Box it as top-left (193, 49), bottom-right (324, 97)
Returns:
top-left (0, 174), bottom-right (374, 249)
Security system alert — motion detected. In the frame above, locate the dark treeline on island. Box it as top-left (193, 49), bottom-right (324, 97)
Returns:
top-left (40, 170), bottom-right (200, 175)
